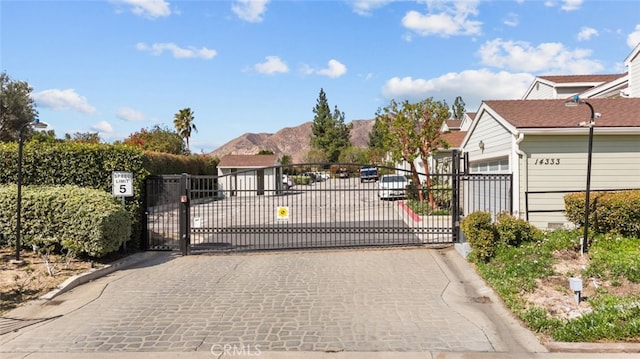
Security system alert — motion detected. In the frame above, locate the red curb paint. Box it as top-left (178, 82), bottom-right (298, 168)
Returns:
top-left (398, 201), bottom-right (421, 222)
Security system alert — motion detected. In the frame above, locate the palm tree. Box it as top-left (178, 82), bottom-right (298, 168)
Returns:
top-left (173, 108), bottom-right (197, 152)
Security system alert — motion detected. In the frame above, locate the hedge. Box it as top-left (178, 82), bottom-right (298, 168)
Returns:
top-left (564, 190), bottom-right (640, 237)
top-left (0, 142), bottom-right (218, 250)
top-left (0, 185), bottom-right (130, 258)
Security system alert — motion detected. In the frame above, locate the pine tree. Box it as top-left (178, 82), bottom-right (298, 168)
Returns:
top-left (310, 89), bottom-right (351, 163)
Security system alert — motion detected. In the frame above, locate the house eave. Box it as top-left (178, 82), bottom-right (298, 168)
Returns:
top-left (517, 127), bottom-right (640, 135)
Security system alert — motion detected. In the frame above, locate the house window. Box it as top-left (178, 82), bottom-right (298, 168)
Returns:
top-left (471, 158), bottom-right (510, 173)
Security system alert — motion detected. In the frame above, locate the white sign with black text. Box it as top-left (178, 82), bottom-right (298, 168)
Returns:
top-left (112, 171), bottom-right (134, 197)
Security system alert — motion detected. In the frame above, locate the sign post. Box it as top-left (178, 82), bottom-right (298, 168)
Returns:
top-left (112, 171), bottom-right (134, 251)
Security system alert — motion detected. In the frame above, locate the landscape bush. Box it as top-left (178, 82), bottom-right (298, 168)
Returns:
top-left (460, 211), bottom-right (497, 262)
top-left (461, 211), bottom-right (541, 262)
top-left (0, 142), bottom-right (218, 250)
top-left (0, 185), bottom-right (130, 258)
top-left (564, 190), bottom-right (640, 237)
top-left (495, 211), bottom-right (542, 246)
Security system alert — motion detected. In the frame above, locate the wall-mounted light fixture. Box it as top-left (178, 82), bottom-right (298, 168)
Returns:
top-left (478, 140), bottom-right (485, 153)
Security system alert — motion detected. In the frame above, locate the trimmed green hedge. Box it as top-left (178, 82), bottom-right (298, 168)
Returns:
top-left (0, 142), bottom-right (218, 250)
top-left (0, 185), bottom-right (130, 258)
top-left (564, 190), bottom-right (640, 237)
top-left (461, 211), bottom-right (541, 262)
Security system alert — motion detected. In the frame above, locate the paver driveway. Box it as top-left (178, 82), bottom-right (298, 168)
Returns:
top-left (1, 248), bottom-right (506, 354)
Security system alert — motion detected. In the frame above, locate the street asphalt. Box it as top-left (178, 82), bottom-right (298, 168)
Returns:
top-left (1, 246), bottom-right (639, 359)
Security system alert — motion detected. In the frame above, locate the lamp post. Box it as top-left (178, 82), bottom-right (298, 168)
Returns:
top-left (564, 95), bottom-right (596, 254)
top-left (15, 119), bottom-right (48, 262)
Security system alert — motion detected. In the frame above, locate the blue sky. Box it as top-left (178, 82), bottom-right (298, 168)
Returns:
top-left (2, 0), bottom-right (639, 154)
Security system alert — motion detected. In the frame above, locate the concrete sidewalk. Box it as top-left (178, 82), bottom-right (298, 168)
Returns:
top-left (1, 247), bottom-right (638, 358)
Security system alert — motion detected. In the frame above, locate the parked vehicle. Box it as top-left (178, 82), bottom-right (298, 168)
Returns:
top-left (338, 168), bottom-right (350, 179)
top-left (314, 172), bottom-right (330, 181)
top-left (282, 175), bottom-right (295, 190)
top-left (301, 172), bottom-right (317, 183)
top-left (378, 174), bottom-right (409, 200)
top-left (359, 167), bottom-right (379, 183)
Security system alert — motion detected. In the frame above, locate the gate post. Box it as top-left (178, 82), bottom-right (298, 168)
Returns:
top-left (179, 173), bottom-right (191, 255)
top-left (451, 150), bottom-right (461, 243)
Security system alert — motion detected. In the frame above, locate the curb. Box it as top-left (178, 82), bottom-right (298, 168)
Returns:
top-left (546, 342), bottom-right (640, 353)
top-left (39, 251), bottom-right (164, 300)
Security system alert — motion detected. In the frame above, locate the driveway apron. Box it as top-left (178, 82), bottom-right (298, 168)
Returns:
top-left (1, 248), bottom-right (498, 353)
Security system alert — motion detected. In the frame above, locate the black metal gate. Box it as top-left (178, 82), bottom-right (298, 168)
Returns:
top-left (144, 151), bottom-right (512, 254)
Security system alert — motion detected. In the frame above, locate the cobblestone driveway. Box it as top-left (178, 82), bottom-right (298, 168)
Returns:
top-left (1, 248), bottom-right (495, 353)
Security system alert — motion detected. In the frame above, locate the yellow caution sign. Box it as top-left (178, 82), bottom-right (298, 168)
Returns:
top-left (277, 206), bottom-right (289, 220)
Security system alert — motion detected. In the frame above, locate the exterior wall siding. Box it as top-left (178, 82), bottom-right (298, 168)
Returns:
top-left (519, 134), bottom-right (640, 228)
top-left (218, 167), bottom-right (277, 197)
top-left (526, 82), bottom-right (555, 99)
top-left (466, 111), bottom-right (513, 161)
top-left (629, 54), bottom-right (639, 97)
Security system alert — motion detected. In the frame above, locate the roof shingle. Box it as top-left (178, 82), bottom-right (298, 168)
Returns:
top-left (483, 98), bottom-right (640, 128)
top-left (218, 154), bottom-right (279, 167)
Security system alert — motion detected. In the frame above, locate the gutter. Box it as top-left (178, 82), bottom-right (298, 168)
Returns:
top-left (515, 132), bottom-right (526, 219)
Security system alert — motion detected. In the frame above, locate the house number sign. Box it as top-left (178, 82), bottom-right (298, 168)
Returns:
top-left (533, 158), bottom-right (561, 165)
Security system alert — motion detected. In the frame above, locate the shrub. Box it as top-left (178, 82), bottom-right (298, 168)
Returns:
top-left (495, 212), bottom-right (542, 246)
top-left (460, 211), bottom-right (498, 262)
top-left (564, 190), bottom-right (640, 237)
top-left (0, 185), bottom-right (131, 258)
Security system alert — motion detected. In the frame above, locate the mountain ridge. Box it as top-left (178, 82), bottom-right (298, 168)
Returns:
top-left (209, 119), bottom-right (374, 163)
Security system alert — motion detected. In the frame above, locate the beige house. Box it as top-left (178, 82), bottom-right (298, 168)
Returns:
top-left (461, 98), bottom-right (640, 229)
top-left (460, 43), bottom-right (640, 229)
top-left (217, 154), bottom-right (280, 196)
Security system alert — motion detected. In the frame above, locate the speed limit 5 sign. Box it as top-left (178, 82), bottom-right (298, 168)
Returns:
top-left (112, 171), bottom-right (134, 197)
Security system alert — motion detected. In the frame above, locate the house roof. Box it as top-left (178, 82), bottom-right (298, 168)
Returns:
top-left (537, 74), bottom-right (626, 85)
top-left (446, 119), bottom-right (462, 129)
top-left (218, 154), bottom-right (279, 168)
top-left (441, 131), bottom-right (467, 148)
top-left (482, 98), bottom-right (640, 129)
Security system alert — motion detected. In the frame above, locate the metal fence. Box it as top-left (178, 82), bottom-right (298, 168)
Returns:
top-left (144, 155), bottom-right (513, 254)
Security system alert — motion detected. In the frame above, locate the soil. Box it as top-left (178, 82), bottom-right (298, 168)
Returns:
top-left (0, 247), bottom-right (128, 316)
top-left (522, 249), bottom-right (640, 321)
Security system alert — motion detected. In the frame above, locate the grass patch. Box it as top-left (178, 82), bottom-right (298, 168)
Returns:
top-left (471, 228), bottom-right (640, 342)
top-left (405, 199), bottom-right (451, 215)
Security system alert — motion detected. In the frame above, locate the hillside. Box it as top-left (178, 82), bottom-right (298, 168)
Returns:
top-left (209, 119), bottom-right (374, 163)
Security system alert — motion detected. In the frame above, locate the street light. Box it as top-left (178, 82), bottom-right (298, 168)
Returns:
top-left (564, 95), bottom-right (596, 254)
top-left (14, 119), bottom-right (48, 262)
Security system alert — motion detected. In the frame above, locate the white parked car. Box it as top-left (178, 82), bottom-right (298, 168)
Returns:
top-left (282, 175), bottom-right (295, 190)
top-left (314, 172), bottom-right (330, 181)
top-left (378, 174), bottom-right (409, 200)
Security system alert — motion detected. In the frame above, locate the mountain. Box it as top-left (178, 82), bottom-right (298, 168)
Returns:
top-left (209, 119), bottom-right (374, 163)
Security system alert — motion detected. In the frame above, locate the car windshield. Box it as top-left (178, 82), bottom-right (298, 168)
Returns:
top-left (381, 175), bottom-right (406, 183)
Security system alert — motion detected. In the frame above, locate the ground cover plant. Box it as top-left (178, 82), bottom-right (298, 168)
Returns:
top-left (469, 225), bottom-right (640, 343)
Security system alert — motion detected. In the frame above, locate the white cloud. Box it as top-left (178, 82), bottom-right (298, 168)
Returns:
top-left (577, 26), bottom-right (598, 41)
top-left (477, 38), bottom-right (603, 74)
top-left (381, 69), bottom-right (534, 112)
top-left (136, 42), bottom-right (217, 59)
top-left (116, 107), bottom-right (147, 122)
top-left (112, 0), bottom-right (172, 19)
top-left (32, 89), bottom-right (97, 115)
top-left (561, 0), bottom-right (583, 11)
top-left (253, 56), bottom-right (289, 74)
top-left (348, 0), bottom-right (393, 16)
top-left (91, 121), bottom-right (113, 134)
top-left (628, 24), bottom-right (640, 49)
top-left (232, 0), bottom-right (269, 23)
top-left (503, 13), bottom-right (518, 27)
top-left (316, 59), bottom-right (348, 78)
top-left (401, 0), bottom-right (481, 37)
